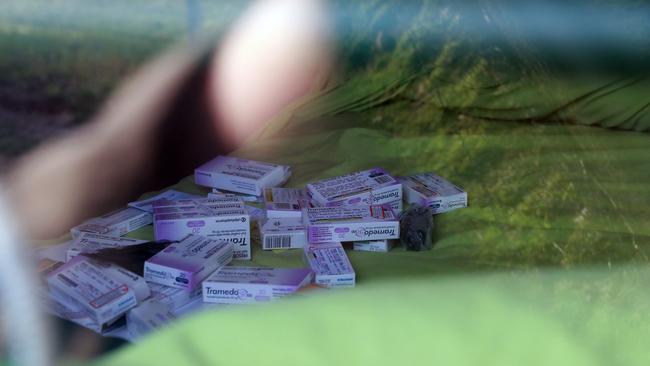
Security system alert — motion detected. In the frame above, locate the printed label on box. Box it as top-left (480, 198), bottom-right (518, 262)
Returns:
top-left (351, 239), bottom-right (394, 253)
top-left (307, 168), bottom-right (402, 207)
top-left (128, 189), bottom-right (199, 213)
top-left (144, 235), bottom-right (233, 290)
top-left (202, 267), bottom-right (313, 304)
top-left (263, 187), bottom-right (314, 218)
top-left (71, 208), bottom-right (152, 239)
top-left (304, 243), bottom-right (355, 288)
top-left (304, 205), bottom-right (399, 243)
top-left (259, 218), bottom-right (307, 250)
top-left (153, 199), bottom-right (251, 260)
top-left (67, 233), bottom-right (148, 261)
top-left (46, 256), bottom-right (138, 324)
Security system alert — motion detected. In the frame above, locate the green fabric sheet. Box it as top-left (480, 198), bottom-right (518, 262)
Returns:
top-left (95, 86), bottom-right (650, 364)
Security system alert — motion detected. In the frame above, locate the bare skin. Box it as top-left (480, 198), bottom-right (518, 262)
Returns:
top-left (4, 0), bottom-right (331, 240)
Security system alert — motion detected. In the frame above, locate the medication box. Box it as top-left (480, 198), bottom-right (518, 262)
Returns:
top-left (202, 267), bottom-right (313, 304)
top-left (128, 189), bottom-right (199, 213)
top-left (46, 256), bottom-right (138, 325)
top-left (70, 207), bottom-right (152, 239)
top-left (144, 235), bottom-right (233, 290)
top-left (304, 243), bottom-right (355, 288)
top-left (43, 287), bottom-right (127, 335)
top-left (153, 199), bottom-right (251, 260)
top-left (259, 218), bottom-right (307, 250)
top-left (209, 189), bottom-right (262, 203)
top-left (148, 284), bottom-right (203, 312)
top-left (306, 168), bottom-right (402, 209)
top-left (67, 233), bottom-right (148, 261)
top-left (91, 259), bottom-right (151, 302)
top-left (151, 195), bottom-right (242, 207)
top-left (399, 172), bottom-right (468, 214)
top-left (195, 156), bottom-right (291, 196)
top-left (351, 239), bottom-right (394, 253)
top-left (304, 205), bottom-right (400, 244)
top-left (127, 301), bottom-right (176, 338)
top-left (263, 187), bottom-right (314, 219)
top-left (154, 195), bottom-right (251, 215)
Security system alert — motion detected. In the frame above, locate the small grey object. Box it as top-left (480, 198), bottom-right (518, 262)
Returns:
top-left (399, 205), bottom-right (435, 251)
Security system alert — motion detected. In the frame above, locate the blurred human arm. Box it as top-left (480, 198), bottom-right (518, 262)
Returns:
top-left (3, 0), bottom-right (331, 240)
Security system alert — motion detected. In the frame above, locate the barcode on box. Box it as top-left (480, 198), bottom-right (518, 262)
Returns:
top-left (373, 175), bottom-right (392, 184)
top-left (264, 235), bottom-right (292, 249)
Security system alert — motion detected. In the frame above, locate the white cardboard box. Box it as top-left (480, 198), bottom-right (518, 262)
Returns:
top-left (263, 187), bottom-right (314, 219)
top-left (259, 218), bottom-right (307, 250)
top-left (304, 205), bottom-right (400, 244)
top-left (67, 233), bottom-right (148, 261)
top-left (209, 190), bottom-right (262, 203)
top-left (351, 239), bottom-right (394, 253)
top-left (43, 288), bottom-right (126, 335)
top-left (153, 199), bottom-right (251, 260)
top-left (94, 260), bottom-right (151, 302)
top-left (307, 168), bottom-right (402, 208)
top-left (46, 256), bottom-right (138, 325)
top-left (304, 242), bottom-right (355, 288)
top-left (148, 283), bottom-right (202, 312)
top-left (152, 196), bottom-right (242, 210)
top-left (399, 172), bottom-right (468, 214)
top-left (128, 189), bottom-right (199, 213)
top-left (126, 301), bottom-right (176, 339)
top-left (144, 235), bottom-right (233, 290)
top-left (202, 267), bottom-right (313, 304)
top-left (70, 207), bottom-right (152, 239)
top-left (195, 156), bottom-right (291, 196)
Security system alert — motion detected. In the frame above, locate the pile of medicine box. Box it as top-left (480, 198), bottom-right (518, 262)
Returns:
top-left (42, 155), bottom-right (467, 339)
top-left (307, 168), bottom-right (403, 213)
top-left (152, 197), bottom-right (252, 260)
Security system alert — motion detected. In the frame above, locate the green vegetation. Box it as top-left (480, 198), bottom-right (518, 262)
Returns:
top-left (0, 0), bottom-right (248, 119)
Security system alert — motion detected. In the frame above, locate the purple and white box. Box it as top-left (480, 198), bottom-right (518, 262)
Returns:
top-left (304, 242), bottom-right (355, 288)
top-left (209, 190), bottom-right (262, 203)
top-left (128, 189), bottom-right (200, 213)
top-left (44, 290), bottom-right (120, 335)
top-left (152, 196), bottom-right (243, 211)
top-left (153, 199), bottom-right (251, 260)
top-left (67, 233), bottom-right (148, 261)
top-left (259, 218), bottom-right (307, 250)
top-left (195, 156), bottom-right (291, 196)
top-left (46, 256), bottom-right (138, 325)
top-left (263, 187), bottom-right (314, 219)
top-left (304, 205), bottom-right (400, 244)
top-left (144, 235), bottom-right (233, 290)
top-left (127, 301), bottom-right (176, 339)
top-left (202, 267), bottom-right (313, 304)
top-left (399, 172), bottom-right (467, 214)
top-left (306, 168), bottom-right (403, 212)
top-left (70, 207), bottom-right (152, 239)
top-left (351, 239), bottom-right (394, 253)
top-left (91, 259), bottom-right (151, 303)
top-left (148, 284), bottom-right (202, 312)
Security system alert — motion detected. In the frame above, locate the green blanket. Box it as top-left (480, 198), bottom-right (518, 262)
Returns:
top-left (95, 88), bottom-right (650, 364)
top-left (92, 3), bottom-right (650, 362)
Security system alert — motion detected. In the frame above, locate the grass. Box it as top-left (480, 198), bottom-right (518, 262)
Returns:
top-left (0, 0), bottom-right (248, 119)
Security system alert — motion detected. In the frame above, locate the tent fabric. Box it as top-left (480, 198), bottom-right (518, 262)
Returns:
top-left (95, 78), bottom-right (650, 364)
